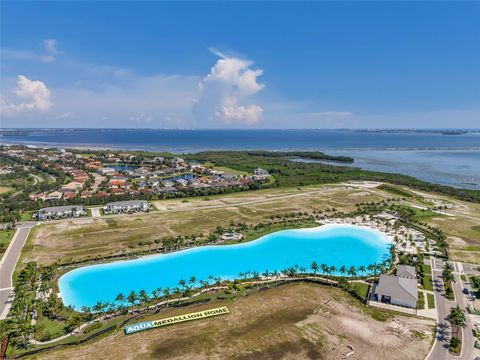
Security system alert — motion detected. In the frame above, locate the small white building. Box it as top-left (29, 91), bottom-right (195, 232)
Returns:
top-left (221, 232), bottom-right (243, 241)
top-left (374, 265), bottom-right (418, 308)
top-left (103, 200), bottom-right (151, 214)
top-left (35, 205), bottom-right (86, 220)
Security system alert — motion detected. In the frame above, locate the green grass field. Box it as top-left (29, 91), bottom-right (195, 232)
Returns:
top-left (417, 291), bottom-right (425, 309)
top-left (35, 316), bottom-right (67, 341)
top-left (0, 229), bottom-right (15, 255)
top-left (349, 282), bottom-right (370, 300)
top-left (427, 293), bottom-right (435, 309)
top-left (422, 276), bottom-right (433, 291)
top-left (20, 211), bottom-right (35, 221)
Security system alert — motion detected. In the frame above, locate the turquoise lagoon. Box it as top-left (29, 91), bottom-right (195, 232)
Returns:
top-left (58, 224), bottom-right (391, 309)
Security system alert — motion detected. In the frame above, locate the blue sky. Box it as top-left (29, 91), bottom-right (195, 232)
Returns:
top-left (1, 1), bottom-right (479, 128)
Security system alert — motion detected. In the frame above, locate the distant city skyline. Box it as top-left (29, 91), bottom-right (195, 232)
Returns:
top-left (1, 2), bottom-right (479, 129)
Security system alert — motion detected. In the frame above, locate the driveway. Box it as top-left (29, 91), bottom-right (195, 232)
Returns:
top-left (91, 207), bottom-right (101, 218)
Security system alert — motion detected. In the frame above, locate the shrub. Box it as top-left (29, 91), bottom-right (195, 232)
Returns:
top-left (470, 276), bottom-right (480, 289)
top-left (449, 336), bottom-right (461, 353)
top-left (83, 322), bottom-right (103, 334)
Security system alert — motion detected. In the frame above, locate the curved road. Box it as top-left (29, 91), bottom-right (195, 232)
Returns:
top-left (0, 223), bottom-right (36, 319)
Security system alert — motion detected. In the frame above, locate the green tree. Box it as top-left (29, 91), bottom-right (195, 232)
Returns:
top-left (447, 305), bottom-right (466, 328)
top-left (127, 291), bottom-right (137, 310)
top-left (348, 266), bottom-right (357, 278)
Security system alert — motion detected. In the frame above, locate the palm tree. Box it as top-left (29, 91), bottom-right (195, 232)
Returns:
top-left (272, 270), bottom-right (279, 285)
top-left (189, 276), bottom-right (197, 289)
top-left (310, 261), bottom-right (319, 275)
top-left (348, 266), bottom-right (357, 278)
top-left (340, 265), bottom-right (347, 277)
top-left (162, 287), bottom-right (171, 307)
top-left (178, 279), bottom-right (187, 293)
top-left (447, 305), bottom-right (466, 328)
top-left (139, 289), bottom-right (149, 306)
top-left (127, 290), bottom-right (137, 311)
top-left (93, 301), bottom-right (105, 315)
top-left (329, 265), bottom-right (336, 277)
top-left (19, 322), bottom-right (33, 348)
top-left (81, 305), bottom-right (92, 318)
top-left (358, 265), bottom-right (366, 277)
top-left (152, 288), bottom-right (162, 308)
top-left (321, 263), bottom-right (328, 276)
top-left (173, 287), bottom-right (182, 304)
top-left (115, 293), bottom-right (125, 306)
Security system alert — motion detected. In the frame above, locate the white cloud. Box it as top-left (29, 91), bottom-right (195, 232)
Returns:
top-left (0, 75), bottom-right (53, 116)
top-left (196, 50), bottom-right (265, 124)
top-left (41, 39), bottom-right (62, 63)
top-left (0, 47), bottom-right (267, 127)
top-left (216, 104), bottom-right (263, 124)
top-left (308, 111), bottom-right (352, 117)
top-left (129, 113), bottom-right (153, 123)
top-left (56, 111), bottom-right (75, 119)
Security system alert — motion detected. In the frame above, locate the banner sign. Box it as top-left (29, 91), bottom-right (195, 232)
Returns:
top-left (124, 306), bottom-right (230, 335)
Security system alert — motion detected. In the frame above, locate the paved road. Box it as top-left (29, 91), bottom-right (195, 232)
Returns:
top-left (29, 173), bottom-right (43, 186)
top-left (0, 224), bottom-right (35, 319)
top-left (452, 271), bottom-right (478, 360)
top-left (427, 258), bottom-right (479, 360)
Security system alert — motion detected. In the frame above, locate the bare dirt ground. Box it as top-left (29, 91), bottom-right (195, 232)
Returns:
top-left (25, 184), bottom-right (384, 265)
top-left (24, 183), bottom-right (480, 265)
top-left (31, 283), bottom-right (434, 360)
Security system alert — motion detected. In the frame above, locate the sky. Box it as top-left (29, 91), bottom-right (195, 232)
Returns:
top-left (1, 1), bottom-right (479, 129)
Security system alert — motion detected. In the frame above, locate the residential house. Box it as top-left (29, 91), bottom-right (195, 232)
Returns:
top-left (103, 200), bottom-right (151, 214)
top-left (375, 270), bottom-right (418, 308)
top-left (46, 191), bottom-right (63, 200)
top-left (35, 205), bottom-right (86, 220)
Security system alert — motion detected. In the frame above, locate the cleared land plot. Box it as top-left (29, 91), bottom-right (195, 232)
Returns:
top-left (31, 283), bottom-right (434, 360)
top-left (434, 215), bottom-right (480, 264)
top-left (24, 183), bottom-right (480, 266)
top-left (25, 185), bottom-right (385, 265)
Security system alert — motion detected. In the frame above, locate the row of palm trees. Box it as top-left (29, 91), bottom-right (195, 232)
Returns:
top-left (309, 261), bottom-right (389, 278)
top-left (447, 305), bottom-right (466, 352)
top-left (442, 263), bottom-right (455, 299)
top-left (77, 259), bottom-right (391, 316)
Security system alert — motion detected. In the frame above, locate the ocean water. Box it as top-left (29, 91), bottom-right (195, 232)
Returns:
top-left (2, 129), bottom-right (479, 189)
top-left (58, 225), bottom-right (390, 309)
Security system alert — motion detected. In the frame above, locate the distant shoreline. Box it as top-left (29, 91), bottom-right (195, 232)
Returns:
top-left (2, 129), bottom-right (479, 190)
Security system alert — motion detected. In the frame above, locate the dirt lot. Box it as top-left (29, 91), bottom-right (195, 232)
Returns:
top-left (31, 283), bottom-right (434, 360)
top-left (25, 184), bottom-right (385, 265)
top-left (24, 183), bottom-right (480, 266)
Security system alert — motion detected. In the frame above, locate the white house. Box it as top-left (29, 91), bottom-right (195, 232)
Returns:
top-left (375, 266), bottom-right (418, 309)
top-left (103, 200), bottom-right (151, 214)
top-left (35, 205), bottom-right (86, 220)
